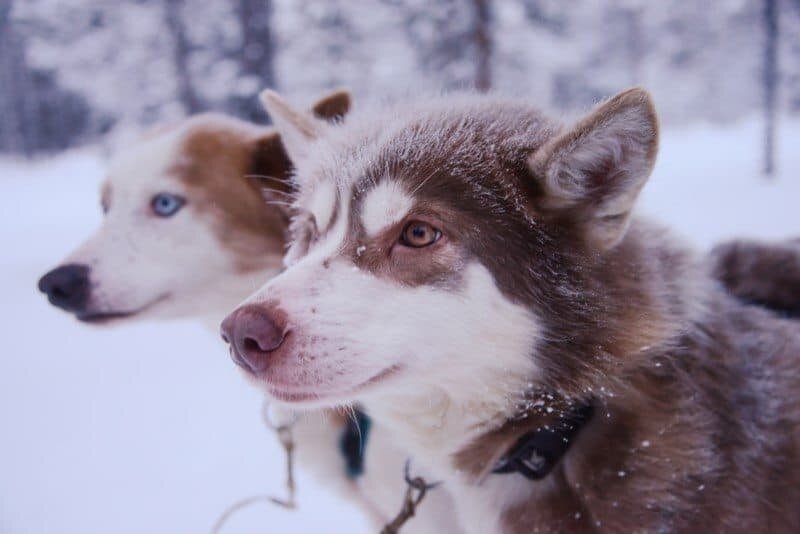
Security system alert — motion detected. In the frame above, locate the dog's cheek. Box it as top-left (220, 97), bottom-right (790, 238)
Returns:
top-left (280, 262), bottom-right (406, 372)
top-left (74, 212), bottom-right (222, 315)
top-left (386, 241), bottom-right (464, 288)
top-left (62, 224), bottom-right (137, 311)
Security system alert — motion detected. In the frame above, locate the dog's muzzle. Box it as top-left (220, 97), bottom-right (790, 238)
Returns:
top-left (220, 304), bottom-right (287, 373)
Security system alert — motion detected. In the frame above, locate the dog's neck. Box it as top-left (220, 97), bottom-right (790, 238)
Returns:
top-left (365, 369), bottom-right (531, 465)
top-left (363, 221), bottom-right (711, 531)
top-left (362, 352), bottom-right (600, 533)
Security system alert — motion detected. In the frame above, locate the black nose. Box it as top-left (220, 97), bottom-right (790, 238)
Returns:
top-left (38, 264), bottom-right (91, 312)
top-left (220, 304), bottom-right (286, 373)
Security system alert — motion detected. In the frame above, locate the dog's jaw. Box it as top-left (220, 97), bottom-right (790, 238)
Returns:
top-left (255, 363), bottom-right (405, 408)
top-left (76, 292), bottom-right (172, 324)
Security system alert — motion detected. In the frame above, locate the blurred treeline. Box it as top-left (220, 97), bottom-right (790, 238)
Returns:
top-left (1, 0), bottom-right (799, 157)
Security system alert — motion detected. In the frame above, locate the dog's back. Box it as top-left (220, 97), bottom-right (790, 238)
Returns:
top-left (488, 224), bottom-right (800, 532)
top-left (570, 288), bottom-right (800, 531)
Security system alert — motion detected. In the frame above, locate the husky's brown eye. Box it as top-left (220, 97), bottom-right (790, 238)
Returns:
top-left (400, 221), bottom-right (441, 248)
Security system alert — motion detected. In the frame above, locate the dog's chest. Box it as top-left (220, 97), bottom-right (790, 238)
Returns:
top-left (446, 474), bottom-right (539, 534)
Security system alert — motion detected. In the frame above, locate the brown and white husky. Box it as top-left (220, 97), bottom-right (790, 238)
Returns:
top-left (223, 88), bottom-right (800, 533)
top-left (36, 91), bottom-right (458, 533)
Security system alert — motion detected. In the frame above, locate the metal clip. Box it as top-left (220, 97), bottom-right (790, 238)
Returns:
top-left (210, 402), bottom-right (298, 533)
top-left (380, 460), bottom-right (441, 534)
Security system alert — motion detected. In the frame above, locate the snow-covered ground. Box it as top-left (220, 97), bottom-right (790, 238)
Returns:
top-left (1, 117), bottom-right (798, 534)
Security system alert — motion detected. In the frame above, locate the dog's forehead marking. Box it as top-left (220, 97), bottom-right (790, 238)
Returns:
top-left (106, 129), bottom-right (184, 195)
top-left (360, 180), bottom-right (414, 237)
top-left (306, 179), bottom-right (337, 231)
top-left (303, 186), bottom-right (352, 262)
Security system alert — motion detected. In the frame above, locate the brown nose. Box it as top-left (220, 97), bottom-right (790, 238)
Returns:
top-left (220, 304), bottom-right (286, 373)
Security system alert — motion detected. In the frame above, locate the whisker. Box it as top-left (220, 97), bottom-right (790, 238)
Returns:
top-left (265, 200), bottom-right (294, 208)
top-left (344, 404), bottom-right (364, 456)
top-left (244, 174), bottom-right (289, 187)
top-left (410, 165), bottom-right (439, 195)
top-left (262, 189), bottom-right (297, 200)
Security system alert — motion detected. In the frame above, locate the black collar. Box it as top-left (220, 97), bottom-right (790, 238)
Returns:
top-left (339, 409), bottom-right (372, 479)
top-left (492, 402), bottom-right (594, 480)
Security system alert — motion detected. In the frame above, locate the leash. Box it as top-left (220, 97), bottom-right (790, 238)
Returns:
top-left (261, 404), bottom-right (298, 509)
top-left (210, 402), bottom-right (298, 534)
top-left (211, 405), bottom-right (375, 532)
top-left (380, 460), bottom-right (442, 534)
top-left (212, 398), bottom-right (591, 533)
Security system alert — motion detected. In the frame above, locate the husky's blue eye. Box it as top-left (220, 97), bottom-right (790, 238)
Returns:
top-left (150, 193), bottom-right (185, 217)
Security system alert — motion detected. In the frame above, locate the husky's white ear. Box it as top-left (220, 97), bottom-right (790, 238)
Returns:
top-left (529, 87), bottom-right (659, 249)
top-left (259, 89), bottom-right (320, 165)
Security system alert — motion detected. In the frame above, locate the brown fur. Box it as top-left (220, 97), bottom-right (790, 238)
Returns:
top-left (311, 89), bottom-right (352, 122)
top-left (172, 94), bottom-right (352, 273)
top-left (711, 238), bottom-right (800, 318)
top-left (334, 93), bottom-right (686, 392)
top-left (280, 89), bottom-right (800, 532)
top-left (173, 114), bottom-right (290, 273)
top-left (410, 95), bottom-right (800, 532)
top-left (459, 298), bottom-right (800, 533)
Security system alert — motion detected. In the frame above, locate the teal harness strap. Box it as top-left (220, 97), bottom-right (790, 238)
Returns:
top-left (339, 409), bottom-right (372, 479)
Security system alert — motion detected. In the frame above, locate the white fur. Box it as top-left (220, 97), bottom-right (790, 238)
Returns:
top-left (360, 180), bottom-right (413, 237)
top-left (259, 89), bottom-right (327, 179)
top-left (306, 179), bottom-right (337, 232)
top-left (449, 472), bottom-right (553, 534)
top-left (246, 230), bottom-right (539, 533)
top-left (360, 265), bottom-right (539, 454)
top-left (62, 127), bottom-right (277, 323)
top-left (245, 244), bottom-right (541, 516)
top-left (246, 257), bottom-right (538, 415)
top-left (246, 238), bottom-right (539, 533)
top-left (49, 120), bottom-right (459, 533)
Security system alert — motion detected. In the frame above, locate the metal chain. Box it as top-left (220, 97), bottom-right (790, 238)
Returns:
top-left (210, 402), bottom-right (298, 533)
top-left (380, 460), bottom-right (441, 534)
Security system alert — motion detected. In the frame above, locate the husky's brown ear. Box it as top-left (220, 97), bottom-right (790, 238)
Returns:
top-left (529, 87), bottom-right (659, 249)
top-left (311, 89), bottom-right (351, 122)
top-left (247, 131), bottom-right (295, 217)
top-left (259, 89), bottom-right (320, 167)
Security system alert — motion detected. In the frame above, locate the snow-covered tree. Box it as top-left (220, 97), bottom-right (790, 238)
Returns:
top-left (4, 0), bottom-right (800, 155)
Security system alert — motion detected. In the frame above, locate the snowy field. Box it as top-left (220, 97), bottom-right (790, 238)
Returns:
top-left (1, 118), bottom-right (799, 534)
